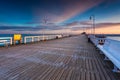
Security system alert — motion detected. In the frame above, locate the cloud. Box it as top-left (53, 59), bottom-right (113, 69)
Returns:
top-left (96, 23), bottom-right (120, 28)
top-left (92, 22), bottom-right (120, 34)
top-left (0, 22), bottom-right (65, 31)
top-left (65, 21), bottom-right (120, 32)
top-left (78, 21), bottom-right (120, 29)
top-left (25, 21), bottom-right (42, 24)
top-left (34, 0), bottom-right (104, 23)
top-left (55, 0), bottom-right (104, 23)
top-left (0, 26), bottom-right (38, 31)
top-left (65, 21), bottom-right (79, 26)
top-left (80, 21), bottom-right (91, 25)
top-left (70, 27), bottom-right (84, 31)
top-left (63, 20), bottom-right (92, 28)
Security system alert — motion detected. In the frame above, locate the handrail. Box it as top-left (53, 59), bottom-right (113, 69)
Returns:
top-left (24, 36), bottom-right (46, 44)
top-left (0, 37), bottom-right (13, 45)
top-left (0, 35), bottom-right (63, 46)
top-left (24, 35), bottom-right (62, 44)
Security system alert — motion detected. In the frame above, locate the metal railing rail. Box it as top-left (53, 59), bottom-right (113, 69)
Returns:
top-left (24, 35), bottom-right (63, 44)
top-left (24, 36), bottom-right (48, 44)
top-left (0, 37), bottom-right (13, 46)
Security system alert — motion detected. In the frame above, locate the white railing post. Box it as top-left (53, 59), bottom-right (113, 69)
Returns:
top-left (42, 36), bottom-right (43, 41)
top-left (43, 36), bottom-right (45, 41)
top-left (10, 37), bottom-right (13, 45)
top-left (39, 36), bottom-right (41, 41)
top-left (24, 37), bottom-right (26, 44)
top-left (37, 37), bottom-right (39, 41)
top-left (32, 37), bottom-right (34, 42)
top-left (23, 35), bottom-right (62, 44)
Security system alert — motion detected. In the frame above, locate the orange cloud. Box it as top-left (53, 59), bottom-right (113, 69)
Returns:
top-left (95, 25), bottom-right (120, 34)
top-left (86, 23), bottom-right (120, 34)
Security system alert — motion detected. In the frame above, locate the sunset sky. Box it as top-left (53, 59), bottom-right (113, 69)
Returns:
top-left (0, 0), bottom-right (120, 34)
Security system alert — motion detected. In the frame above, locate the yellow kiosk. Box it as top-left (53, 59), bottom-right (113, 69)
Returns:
top-left (14, 34), bottom-right (22, 45)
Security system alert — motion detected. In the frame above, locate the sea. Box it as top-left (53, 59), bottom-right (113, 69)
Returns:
top-left (95, 34), bottom-right (120, 41)
top-left (104, 34), bottom-right (120, 41)
top-left (0, 34), bottom-right (56, 37)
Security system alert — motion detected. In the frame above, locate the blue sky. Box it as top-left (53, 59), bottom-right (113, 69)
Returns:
top-left (0, 0), bottom-right (120, 34)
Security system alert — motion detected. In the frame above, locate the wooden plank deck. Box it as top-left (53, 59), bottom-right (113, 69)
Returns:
top-left (0, 35), bottom-right (119, 80)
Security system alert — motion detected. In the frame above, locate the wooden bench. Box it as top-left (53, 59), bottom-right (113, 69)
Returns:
top-left (97, 38), bottom-right (120, 73)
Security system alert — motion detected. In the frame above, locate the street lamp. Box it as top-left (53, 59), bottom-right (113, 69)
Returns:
top-left (42, 16), bottom-right (48, 41)
top-left (90, 15), bottom-right (95, 36)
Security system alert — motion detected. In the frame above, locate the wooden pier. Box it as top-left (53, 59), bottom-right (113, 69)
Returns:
top-left (0, 35), bottom-right (119, 80)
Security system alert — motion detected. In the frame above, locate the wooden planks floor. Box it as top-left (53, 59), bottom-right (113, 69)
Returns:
top-left (0, 35), bottom-right (119, 80)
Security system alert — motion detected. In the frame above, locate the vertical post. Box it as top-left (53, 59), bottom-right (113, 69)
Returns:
top-left (43, 36), bottom-right (44, 41)
top-left (39, 36), bottom-right (41, 41)
top-left (38, 36), bottom-right (40, 41)
top-left (42, 16), bottom-right (48, 41)
top-left (112, 65), bottom-right (120, 73)
top-left (4, 40), bottom-right (7, 47)
top-left (82, 27), bottom-right (84, 33)
top-left (47, 36), bottom-right (48, 40)
top-left (90, 15), bottom-right (95, 35)
top-left (10, 37), bottom-right (12, 45)
top-left (93, 15), bottom-right (95, 35)
top-left (43, 31), bottom-right (45, 41)
top-left (91, 19), bottom-right (93, 35)
top-left (32, 37), bottom-right (34, 42)
top-left (24, 37), bottom-right (26, 44)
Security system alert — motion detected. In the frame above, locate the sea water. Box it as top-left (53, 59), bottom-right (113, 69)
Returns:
top-left (0, 34), bottom-right (44, 37)
top-left (96, 34), bottom-right (120, 41)
top-left (107, 36), bottom-right (120, 41)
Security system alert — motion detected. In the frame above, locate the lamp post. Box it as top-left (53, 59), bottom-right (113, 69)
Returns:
top-left (90, 15), bottom-right (95, 36)
top-left (43, 16), bottom-right (48, 41)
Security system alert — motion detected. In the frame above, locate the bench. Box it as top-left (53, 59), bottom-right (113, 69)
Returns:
top-left (97, 38), bottom-right (120, 73)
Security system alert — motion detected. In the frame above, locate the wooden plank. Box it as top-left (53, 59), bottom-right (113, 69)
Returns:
top-left (86, 72), bottom-right (91, 80)
top-left (0, 35), bottom-right (119, 80)
top-left (65, 68), bottom-right (73, 80)
top-left (81, 72), bottom-right (85, 80)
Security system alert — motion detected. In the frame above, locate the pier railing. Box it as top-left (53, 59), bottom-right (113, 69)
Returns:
top-left (24, 36), bottom-right (47, 44)
top-left (97, 38), bottom-right (120, 72)
top-left (0, 37), bottom-right (13, 46)
top-left (0, 34), bottom-right (68, 46)
top-left (24, 35), bottom-right (63, 44)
